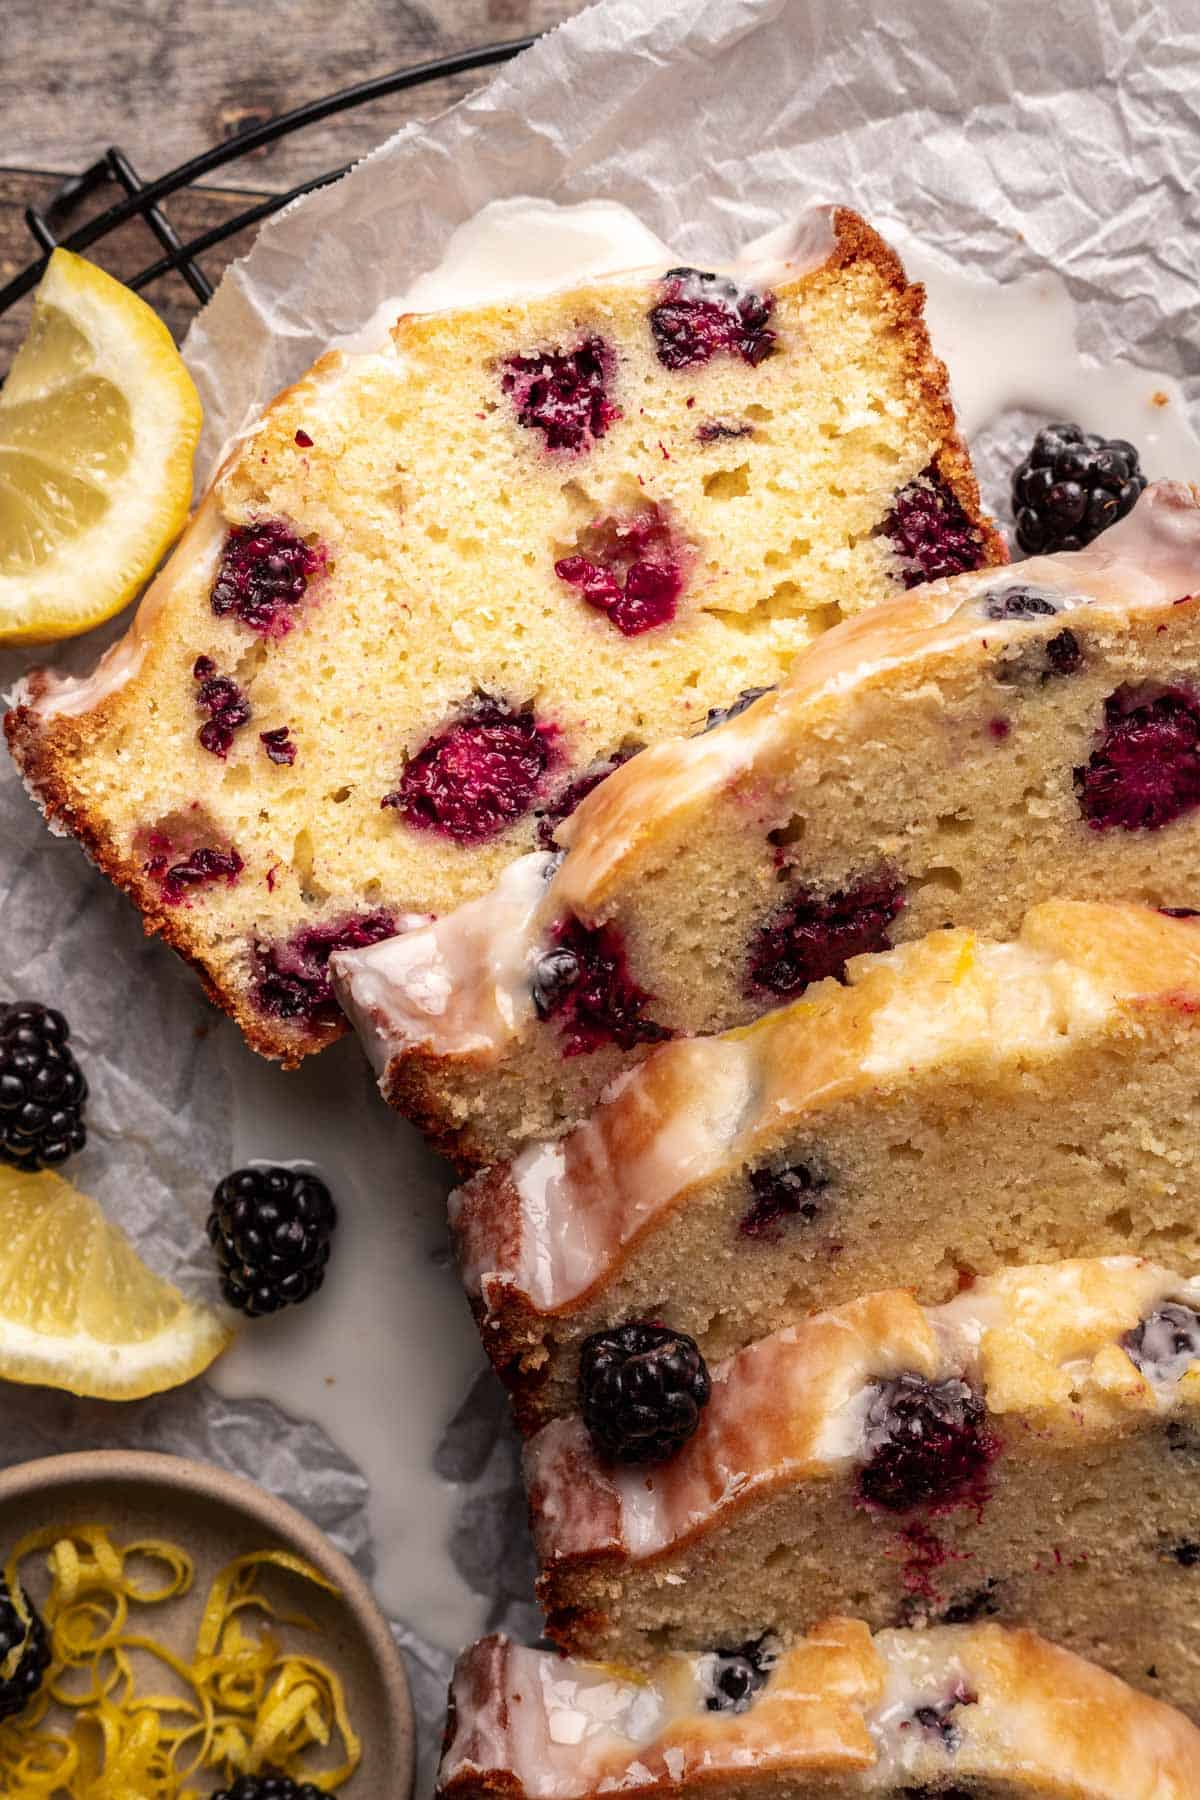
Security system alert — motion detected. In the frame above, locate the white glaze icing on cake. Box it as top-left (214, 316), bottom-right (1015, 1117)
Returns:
top-left (438, 1621), bottom-right (1200, 1799)
top-left (14, 500), bottom-right (227, 721)
top-left (335, 852), bottom-right (554, 1072)
top-left (338, 199), bottom-right (840, 354)
top-left (450, 906), bottom-right (1200, 1322)
top-left (334, 481), bottom-right (1200, 1080)
top-left (525, 1258), bottom-right (1200, 1570)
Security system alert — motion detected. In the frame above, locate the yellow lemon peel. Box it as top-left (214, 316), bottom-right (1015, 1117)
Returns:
top-left (0, 1524), bottom-right (362, 1797)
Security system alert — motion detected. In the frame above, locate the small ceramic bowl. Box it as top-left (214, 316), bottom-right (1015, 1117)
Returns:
top-left (0, 1449), bottom-right (414, 1798)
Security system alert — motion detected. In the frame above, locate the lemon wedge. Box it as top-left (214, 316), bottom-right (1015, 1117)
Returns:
top-left (0, 1169), bottom-right (232, 1399)
top-left (0, 249), bottom-right (201, 644)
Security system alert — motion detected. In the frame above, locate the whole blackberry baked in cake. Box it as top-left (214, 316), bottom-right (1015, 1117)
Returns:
top-left (451, 900), bottom-right (1200, 1426)
top-left (438, 1620), bottom-right (1200, 1800)
top-left (335, 479), bottom-right (1200, 1164)
top-left (527, 1256), bottom-right (1200, 1715)
top-left (5, 209), bottom-right (996, 1064)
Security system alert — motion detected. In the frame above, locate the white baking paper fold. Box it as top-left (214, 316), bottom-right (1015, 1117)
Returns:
top-left (4, 1), bottom-right (1200, 1791)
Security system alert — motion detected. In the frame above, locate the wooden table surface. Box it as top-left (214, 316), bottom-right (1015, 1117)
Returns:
top-left (2, 0), bottom-right (586, 369)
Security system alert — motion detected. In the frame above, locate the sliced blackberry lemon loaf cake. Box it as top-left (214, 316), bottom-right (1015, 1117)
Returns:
top-left (5, 208), bottom-right (996, 1064)
top-left (438, 1620), bottom-right (1200, 1800)
top-left (451, 900), bottom-right (1200, 1427)
top-left (337, 480), bottom-right (1200, 1164)
top-left (528, 1256), bottom-right (1200, 1713)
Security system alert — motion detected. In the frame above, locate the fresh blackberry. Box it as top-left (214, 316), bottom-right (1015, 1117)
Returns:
top-left (207, 1166), bottom-right (337, 1318)
top-left (1012, 423), bottom-right (1146, 555)
top-left (0, 1581), bottom-right (51, 1721)
top-left (210, 1774), bottom-right (324, 1800)
top-left (578, 1321), bottom-right (711, 1464)
top-left (0, 1001), bottom-right (88, 1173)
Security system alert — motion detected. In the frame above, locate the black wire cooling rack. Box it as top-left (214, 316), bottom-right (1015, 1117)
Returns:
top-left (0, 36), bottom-right (535, 323)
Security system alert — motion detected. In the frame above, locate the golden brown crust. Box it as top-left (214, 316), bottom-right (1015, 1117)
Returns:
top-left (6, 690), bottom-right (296, 1055)
top-left (821, 207), bottom-right (1004, 578)
top-left (363, 482), bottom-right (1200, 1177)
top-left (5, 697), bottom-right (326, 1066)
top-left (450, 903), bottom-right (1200, 1429)
top-left (526, 1260), bottom-right (1200, 1676)
top-left (379, 1045), bottom-right (496, 1164)
top-left (437, 1622), bottom-right (1200, 1799)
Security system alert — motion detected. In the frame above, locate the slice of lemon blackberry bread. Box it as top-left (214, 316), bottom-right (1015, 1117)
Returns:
top-left (438, 1620), bottom-right (1200, 1800)
top-left (336, 480), bottom-right (1200, 1164)
top-left (451, 900), bottom-right (1200, 1428)
top-left (5, 209), bottom-right (995, 1065)
top-left (527, 1256), bottom-right (1200, 1714)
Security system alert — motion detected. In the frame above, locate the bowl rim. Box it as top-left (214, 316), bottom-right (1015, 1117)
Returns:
top-left (0, 1447), bottom-right (415, 1797)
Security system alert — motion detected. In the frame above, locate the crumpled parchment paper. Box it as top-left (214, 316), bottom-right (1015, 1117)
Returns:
top-left (3, 0), bottom-right (1200, 1792)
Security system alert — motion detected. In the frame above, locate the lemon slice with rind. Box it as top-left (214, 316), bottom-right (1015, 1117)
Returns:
top-left (0, 1168), bottom-right (232, 1398)
top-left (0, 249), bottom-right (201, 643)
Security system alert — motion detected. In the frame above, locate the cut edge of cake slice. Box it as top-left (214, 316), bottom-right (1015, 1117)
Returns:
top-left (335, 480), bottom-right (1200, 1159)
top-left (447, 899), bottom-right (1200, 1428)
top-left (437, 1619), bottom-right (1200, 1800)
top-left (5, 207), bottom-right (999, 1066)
top-left (525, 1254), bottom-right (1200, 1712)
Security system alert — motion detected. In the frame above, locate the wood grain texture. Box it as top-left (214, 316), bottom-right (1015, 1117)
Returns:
top-left (2, 0), bottom-right (585, 366)
top-left (0, 171), bottom-right (264, 362)
top-left (5, 0), bottom-right (584, 188)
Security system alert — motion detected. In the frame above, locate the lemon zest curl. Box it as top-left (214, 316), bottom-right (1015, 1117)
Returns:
top-left (0, 1525), bottom-right (361, 1797)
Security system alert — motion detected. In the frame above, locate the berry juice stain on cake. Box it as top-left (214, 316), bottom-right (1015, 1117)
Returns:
top-left (748, 875), bottom-right (904, 998)
top-left (893, 1518), bottom-right (976, 1613)
top-left (157, 847), bottom-right (244, 905)
top-left (383, 697), bottom-right (559, 844)
top-left (738, 1160), bottom-right (827, 1240)
top-left (555, 505), bottom-right (685, 637)
top-left (192, 656), bottom-right (251, 759)
top-left (254, 910), bottom-right (397, 1026)
top-left (884, 469), bottom-right (986, 587)
top-left (138, 822), bottom-right (244, 907)
top-left (935, 1577), bottom-right (1003, 1625)
top-left (535, 745), bottom-right (642, 849)
top-left (531, 916), bottom-right (670, 1056)
top-left (649, 269), bottom-right (776, 370)
top-left (1075, 688), bottom-right (1200, 831)
top-left (259, 725), bottom-right (297, 766)
top-left (500, 336), bottom-right (618, 451)
top-left (857, 1372), bottom-right (998, 1515)
top-left (578, 1321), bottom-right (711, 1464)
top-left (137, 811), bottom-right (245, 906)
top-left (210, 519), bottom-right (324, 636)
